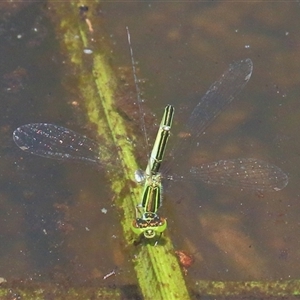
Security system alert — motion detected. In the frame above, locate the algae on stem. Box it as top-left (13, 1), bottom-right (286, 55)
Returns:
top-left (49, 2), bottom-right (191, 300)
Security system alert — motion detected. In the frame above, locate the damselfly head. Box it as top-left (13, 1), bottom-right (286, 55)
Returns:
top-left (131, 213), bottom-right (167, 239)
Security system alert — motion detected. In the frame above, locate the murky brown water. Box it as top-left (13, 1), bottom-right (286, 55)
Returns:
top-left (1, 1), bottom-right (300, 298)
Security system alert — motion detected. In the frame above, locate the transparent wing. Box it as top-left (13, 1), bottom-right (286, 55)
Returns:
top-left (165, 59), bottom-right (288, 192)
top-left (169, 59), bottom-right (253, 165)
top-left (13, 123), bottom-right (108, 165)
top-left (186, 59), bottom-right (253, 139)
top-left (188, 158), bottom-right (288, 192)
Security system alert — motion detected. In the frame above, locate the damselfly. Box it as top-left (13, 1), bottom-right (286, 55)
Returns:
top-left (13, 59), bottom-right (288, 239)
